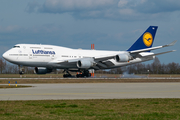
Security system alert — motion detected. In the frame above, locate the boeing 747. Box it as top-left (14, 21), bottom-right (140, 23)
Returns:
top-left (2, 26), bottom-right (176, 77)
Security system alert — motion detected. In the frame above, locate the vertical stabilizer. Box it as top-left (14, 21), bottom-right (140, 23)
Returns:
top-left (127, 26), bottom-right (158, 51)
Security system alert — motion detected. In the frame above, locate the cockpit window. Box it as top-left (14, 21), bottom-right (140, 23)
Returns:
top-left (13, 46), bottom-right (20, 48)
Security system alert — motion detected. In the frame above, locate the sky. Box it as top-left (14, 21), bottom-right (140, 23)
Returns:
top-left (0, 0), bottom-right (180, 64)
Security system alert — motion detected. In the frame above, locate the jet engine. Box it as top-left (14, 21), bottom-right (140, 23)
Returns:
top-left (77, 58), bottom-right (94, 69)
top-left (34, 67), bottom-right (52, 74)
top-left (115, 54), bottom-right (130, 62)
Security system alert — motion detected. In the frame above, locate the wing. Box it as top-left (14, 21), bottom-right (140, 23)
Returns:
top-left (129, 40), bottom-right (177, 54)
top-left (129, 40), bottom-right (177, 59)
top-left (49, 54), bottom-right (117, 70)
top-left (49, 41), bottom-right (176, 70)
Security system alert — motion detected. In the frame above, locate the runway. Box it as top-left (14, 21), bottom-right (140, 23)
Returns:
top-left (0, 83), bottom-right (180, 100)
top-left (1, 77), bottom-right (180, 80)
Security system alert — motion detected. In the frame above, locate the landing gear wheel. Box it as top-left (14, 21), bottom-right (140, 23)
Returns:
top-left (63, 70), bottom-right (74, 78)
top-left (76, 70), bottom-right (91, 78)
top-left (76, 74), bottom-right (84, 78)
top-left (19, 71), bottom-right (24, 75)
top-left (84, 70), bottom-right (91, 77)
top-left (63, 74), bottom-right (72, 78)
top-left (19, 65), bottom-right (24, 75)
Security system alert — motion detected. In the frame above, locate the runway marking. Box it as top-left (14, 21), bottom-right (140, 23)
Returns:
top-left (1, 90), bottom-right (180, 96)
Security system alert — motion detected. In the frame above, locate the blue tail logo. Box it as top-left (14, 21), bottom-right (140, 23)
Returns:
top-left (127, 26), bottom-right (158, 51)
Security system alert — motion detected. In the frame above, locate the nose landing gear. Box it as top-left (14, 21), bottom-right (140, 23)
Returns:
top-left (19, 65), bottom-right (24, 75)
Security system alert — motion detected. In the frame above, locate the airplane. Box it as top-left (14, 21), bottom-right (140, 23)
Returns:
top-left (2, 26), bottom-right (176, 77)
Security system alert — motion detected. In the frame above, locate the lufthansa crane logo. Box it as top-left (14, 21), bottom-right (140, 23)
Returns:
top-left (143, 32), bottom-right (153, 47)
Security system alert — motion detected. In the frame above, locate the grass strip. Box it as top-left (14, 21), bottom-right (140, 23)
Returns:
top-left (0, 99), bottom-right (180, 120)
top-left (0, 78), bottom-right (180, 84)
top-left (0, 85), bottom-right (32, 89)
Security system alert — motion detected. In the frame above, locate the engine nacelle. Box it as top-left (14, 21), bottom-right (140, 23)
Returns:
top-left (34, 67), bottom-right (52, 74)
top-left (77, 58), bottom-right (94, 69)
top-left (115, 54), bottom-right (130, 62)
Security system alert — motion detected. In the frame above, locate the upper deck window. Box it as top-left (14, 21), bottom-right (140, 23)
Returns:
top-left (13, 46), bottom-right (20, 48)
top-left (30, 47), bottom-right (41, 49)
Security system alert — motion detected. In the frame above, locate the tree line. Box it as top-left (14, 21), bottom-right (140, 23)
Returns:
top-left (0, 57), bottom-right (180, 74)
top-left (99, 57), bottom-right (180, 74)
top-left (0, 58), bottom-right (34, 74)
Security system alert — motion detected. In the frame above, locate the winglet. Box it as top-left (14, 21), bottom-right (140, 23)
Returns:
top-left (163, 40), bottom-right (177, 47)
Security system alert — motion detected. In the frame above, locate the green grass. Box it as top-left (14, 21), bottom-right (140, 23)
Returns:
top-left (0, 74), bottom-right (64, 78)
top-left (0, 78), bottom-right (180, 84)
top-left (0, 85), bottom-right (32, 89)
top-left (0, 99), bottom-right (180, 120)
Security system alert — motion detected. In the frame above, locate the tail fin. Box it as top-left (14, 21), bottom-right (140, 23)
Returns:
top-left (127, 26), bottom-right (158, 51)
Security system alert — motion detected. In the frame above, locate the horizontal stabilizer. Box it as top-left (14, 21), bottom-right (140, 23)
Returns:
top-left (153, 50), bottom-right (176, 56)
top-left (140, 50), bottom-right (176, 58)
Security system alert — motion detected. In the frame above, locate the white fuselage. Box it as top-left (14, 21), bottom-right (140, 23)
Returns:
top-left (3, 44), bottom-right (154, 70)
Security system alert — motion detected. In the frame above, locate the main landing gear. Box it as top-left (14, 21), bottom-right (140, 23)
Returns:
top-left (76, 70), bottom-right (91, 78)
top-left (63, 70), bottom-right (91, 78)
top-left (63, 70), bottom-right (74, 78)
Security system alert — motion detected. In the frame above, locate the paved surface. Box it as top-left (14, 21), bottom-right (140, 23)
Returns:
top-left (0, 83), bottom-right (180, 100)
top-left (1, 77), bottom-right (180, 79)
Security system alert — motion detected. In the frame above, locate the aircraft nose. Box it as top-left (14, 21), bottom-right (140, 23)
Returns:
top-left (2, 52), bottom-right (8, 60)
